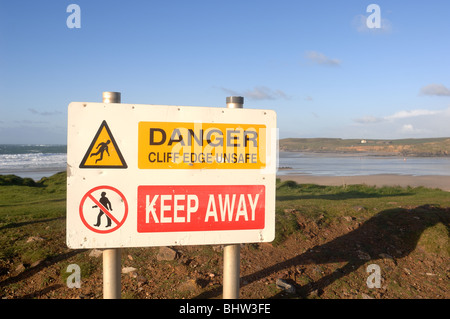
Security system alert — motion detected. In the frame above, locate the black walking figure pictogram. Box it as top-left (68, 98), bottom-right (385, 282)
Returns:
top-left (90, 140), bottom-right (111, 163)
top-left (93, 191), bottom-right (113, 227)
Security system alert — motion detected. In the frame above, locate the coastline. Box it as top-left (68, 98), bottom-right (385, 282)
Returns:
top-left (277, 174), bottom-right (450, 192)
top-left (0, 169), bottom-right (65, 181)
top-left (4, 170), bottom-right (450, 192)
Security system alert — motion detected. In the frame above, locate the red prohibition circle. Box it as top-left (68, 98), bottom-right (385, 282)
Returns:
top-left (79, 185), bottom-right (128, 234)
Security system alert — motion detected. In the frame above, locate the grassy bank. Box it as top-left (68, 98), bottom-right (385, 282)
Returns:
top-left (0, 173), bottom-right (449, 299)
top-left (275, 179), bottom-right (450, 249)
top-left (0, 173), bottom-right (66, 264)
top-left (279, 137), bottom-right (450, 156)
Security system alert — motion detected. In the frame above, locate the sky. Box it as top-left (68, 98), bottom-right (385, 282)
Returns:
top-left (1, 0), bottom-right (450, 144)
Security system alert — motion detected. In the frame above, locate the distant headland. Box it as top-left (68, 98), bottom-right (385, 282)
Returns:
top-left (279, 137), bottom-right (450, 157)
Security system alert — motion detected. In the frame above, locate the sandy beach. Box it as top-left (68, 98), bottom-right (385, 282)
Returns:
top-left (277, 174), bottom-right (450, 192)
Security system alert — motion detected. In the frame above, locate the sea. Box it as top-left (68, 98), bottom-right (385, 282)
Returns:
top-left (277, 151), bottom-right (450, 177)
top-left (0, 144), bottom-right (67, 181)
top-left (1, 145), bottom-right (450, 181)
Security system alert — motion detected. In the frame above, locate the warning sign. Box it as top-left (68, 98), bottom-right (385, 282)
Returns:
top-left (79, 121), bottom-right (127, 169)
top-left (138, 122), bottom-right (266, 169)
top-left (137, 185), bottom-right (265, 233)
top-left (79, 186), bottom-right (128, 234)
top-left (67, 102), bottom-right (277, 248)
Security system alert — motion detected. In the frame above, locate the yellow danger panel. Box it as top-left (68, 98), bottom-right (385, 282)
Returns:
top-left (138, 122), bottom-right (266, 169)
top-left (79, 121), bottom-right (127, 169)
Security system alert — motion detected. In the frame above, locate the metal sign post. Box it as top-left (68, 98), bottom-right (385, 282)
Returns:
top-left (102, 92), bottom-right (122, 299)
top-left (66, 94), bottom-right (277, 299)
top-left (223, 96), bottom-right (244, 299)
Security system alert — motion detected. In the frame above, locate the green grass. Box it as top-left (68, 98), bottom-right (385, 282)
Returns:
top-left (274, 178), bottom-right (450, 250)
top-left (0, 172), bottom-right (66, 264)
top-left (0, 172), bottom-right (66, 221)
top-left (2, 173), bottom-right (449, 254)
top-left (276, 178), bottom-right (450, 218)
top-left (417, 222), bottom-right (450, 256)
top-left (0, 172), bottom-right (449, 299)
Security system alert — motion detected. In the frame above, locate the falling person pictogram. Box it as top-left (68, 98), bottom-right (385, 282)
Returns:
top-left (89, 140), bottom-right (111, 163)
top-left (79, 121), bottom-right (128, 169)
top-left (92, 191), bottom-right (113, 227)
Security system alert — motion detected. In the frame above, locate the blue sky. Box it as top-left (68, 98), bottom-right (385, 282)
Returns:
top-left (1, 0), bottom-right (450, 144)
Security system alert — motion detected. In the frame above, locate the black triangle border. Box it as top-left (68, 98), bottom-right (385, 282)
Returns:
top-left (79, 120), bottom-right (128, 169)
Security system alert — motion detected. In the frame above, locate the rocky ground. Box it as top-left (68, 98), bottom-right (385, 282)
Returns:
top-left (1, 204), bottom-right (448, 299)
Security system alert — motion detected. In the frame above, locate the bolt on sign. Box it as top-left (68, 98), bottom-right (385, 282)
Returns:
top-left (67, 102), bottom-right (277, 248)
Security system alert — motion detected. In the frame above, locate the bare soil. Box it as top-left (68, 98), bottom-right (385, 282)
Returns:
top-left (1, 204), bottom-right (448, 299)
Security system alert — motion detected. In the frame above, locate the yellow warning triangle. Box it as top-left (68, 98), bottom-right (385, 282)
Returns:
top-left (79, 121), bottom-right (127, 169)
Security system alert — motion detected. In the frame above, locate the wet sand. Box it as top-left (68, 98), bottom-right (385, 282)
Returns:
top-left (277, 174), bottom-right (450, 192)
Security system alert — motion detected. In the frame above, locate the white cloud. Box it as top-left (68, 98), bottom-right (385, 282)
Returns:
top-left (354, 108), bottom-right (444, 124)
top-left (219, 87), bottom-right (240, 97)
top-left (219, 86), bottom-right (290, 101)
top-left (420, 84), bottom-right (450, 96)
top-left (385, 109), bottom-right (440, 120)
top-left (304, 51), bottom-right (341, 66)
top-left (398, 124), bottom-right (428, 135)
top-left (352, 14), bottom-right (392, 33)
top-left (353, 115), bottom-right (384, 124)
top-left (352, 107), bottom-right (450, 138)
top-left (0, 126), bottom-right (66, 144)
top-left (28, 108), bottom-right (62, 116)
top-left (400, 124), bottom-right (414, 133)
top-left (245, 86), bottom-right (275, 100)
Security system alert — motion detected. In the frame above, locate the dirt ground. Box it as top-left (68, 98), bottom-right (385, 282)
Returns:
top-left (1, 204), bottom-right (448, 299)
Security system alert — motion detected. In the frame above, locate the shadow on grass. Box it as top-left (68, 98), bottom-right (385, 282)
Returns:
top-left (0, 249), bottom-right (86, 290)
top-left (0, 216), bottom-right (65, 231)
top-left (276, 191), bottom-right (412, 201)
top-left (20, 284), bottom-right (64, 299)
top-left (195, 205), bottom-right (449, 299)
top-left (276, 182), bottom-right (414, 201)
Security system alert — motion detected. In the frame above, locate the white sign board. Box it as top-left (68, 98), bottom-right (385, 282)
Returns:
top-left (66, 102), bottom-right (277, 248)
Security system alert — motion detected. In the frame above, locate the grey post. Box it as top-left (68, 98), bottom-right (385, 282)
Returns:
top-left (222, 96), bottom-right (244, 299)
top-left (102, 91), bottom-right (122, 299)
